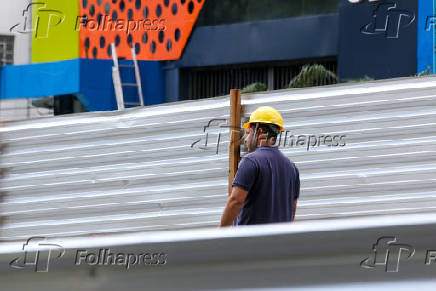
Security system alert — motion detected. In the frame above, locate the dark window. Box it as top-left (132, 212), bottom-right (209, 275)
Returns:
top-left (0, 35), bottom-right (14, 66)
top-left (196, 0), bottom-right (339, 27)
top-left (180, 58), bottom-right (337, 100)
top-left (53, 95), bottom-right (88, 115)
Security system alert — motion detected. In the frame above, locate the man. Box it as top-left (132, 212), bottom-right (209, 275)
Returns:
top-left (220, 106), bottom-right (300, 227)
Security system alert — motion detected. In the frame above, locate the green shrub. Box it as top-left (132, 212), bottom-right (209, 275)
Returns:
top-left (241, 82), bottom-right (267, 93)
top-left (289, 64), bottom-right (337, 88)
top-left (346, 76), bottom-right (374, 83)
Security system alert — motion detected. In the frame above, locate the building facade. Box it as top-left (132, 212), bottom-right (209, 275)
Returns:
top-left (0, 0), bottom-right (434, 120)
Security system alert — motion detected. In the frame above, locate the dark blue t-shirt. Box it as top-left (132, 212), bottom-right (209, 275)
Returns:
top-left (232, 146), bottom-right (300, 225)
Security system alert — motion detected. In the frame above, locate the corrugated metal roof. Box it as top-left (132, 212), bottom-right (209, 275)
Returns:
top-left (1, 76), bottom-right (435, 241)
top-left (1, 213), bottom-right (436, 289)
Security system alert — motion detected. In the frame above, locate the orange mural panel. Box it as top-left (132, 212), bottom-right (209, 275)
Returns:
top-left (79, 0), bottom-right (205, 60)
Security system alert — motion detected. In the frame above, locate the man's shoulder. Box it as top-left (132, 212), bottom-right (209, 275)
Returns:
top-left (273, 147), bottom-right (295, 164)
top-left (240, 153), bottom-right (257, 167)
top-left (288, 159), bottom-right (297, 168)
top-left (245, 147), bottom-right (294, 166)
top-left (275, 149), bottom-right (298, 172)
top-left (242, 150), bottom-right (267, 167)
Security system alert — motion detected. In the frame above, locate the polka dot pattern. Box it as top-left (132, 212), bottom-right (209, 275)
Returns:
top-left (79, 0), bottom-right (205, 60)
top-left (89, 4), bottom-right (96, 16)
top-left (158, 30), bottom-right (164, 43)
top-left (135, 43), bottom-right (141, 54)
top-left (128, 9), bottom-right (134, 20)
top-left (107, 44), bottom-right (112, 56)
top-left (188, 1), bottom-right (194, 14)
top-left (97, 13), bottom-right (103, 25)
top-left (156, 4), bottom-right (162, 17)
top-left (100, 36), bottom-right (106, 48)
top-left (119, 0), bottom-right (125, 12)
top-left (175, 28), bottom-right (180, 41)
top-left (150, 41), bottom-right (156, 54)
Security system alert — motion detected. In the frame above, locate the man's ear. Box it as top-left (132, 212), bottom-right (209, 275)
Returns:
top-left (258, 128), bottom-right (268, 140)
top-left (260, 128), bottom-right (268, 136)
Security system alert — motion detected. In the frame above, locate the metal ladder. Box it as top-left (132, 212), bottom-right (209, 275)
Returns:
top-left (111, 43), bottom-right (144, 110)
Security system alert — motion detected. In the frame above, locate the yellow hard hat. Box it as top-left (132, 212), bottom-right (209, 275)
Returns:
top-left (243, 106), bottom-right (285, 131)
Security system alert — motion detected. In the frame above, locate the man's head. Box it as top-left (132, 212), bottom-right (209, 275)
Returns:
top-left (243, 106), bottom-right (284, 152)
top-left (244, 123), bottom-right (281, 152)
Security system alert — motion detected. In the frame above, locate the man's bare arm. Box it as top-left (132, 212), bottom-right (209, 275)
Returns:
top-left (292, 199), bottom-right (298, 221)
top-left (220, 186), bottom-right (249, 227)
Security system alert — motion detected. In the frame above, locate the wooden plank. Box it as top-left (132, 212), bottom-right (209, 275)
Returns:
top-left (229, 89), bottom-right (242, 196)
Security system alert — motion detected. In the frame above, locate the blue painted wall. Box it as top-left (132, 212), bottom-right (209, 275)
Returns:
top-left (338, 0), bottom-right (418, 81)
top-left (79, 59), bottom-right (164, 111)
top-left (0, 59), bottom-right (164, 112)
top-left (78, 59), bottom-right (115, 111)
top-left (176, 15), bottom-right (339, 68)
top-left (417, 0), bottom-right (434, 74)
top-left (0, 59), bottom-right (80, 100)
